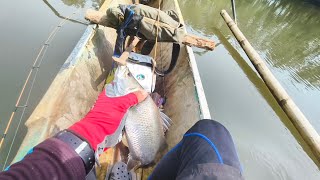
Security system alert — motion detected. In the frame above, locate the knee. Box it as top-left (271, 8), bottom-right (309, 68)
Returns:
top-left (197, 119), bottom-right (227, 129)
top-left (189, 119), bottom-right (230, 135)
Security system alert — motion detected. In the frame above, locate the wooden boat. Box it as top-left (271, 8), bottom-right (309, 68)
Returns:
top-left (13, 0), bottom-right (211, 179)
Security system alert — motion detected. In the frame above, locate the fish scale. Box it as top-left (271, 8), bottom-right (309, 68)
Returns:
top-left (125, 96), bottom-right (165, 169)
top-left (105, 65), bottom-right (167, 170)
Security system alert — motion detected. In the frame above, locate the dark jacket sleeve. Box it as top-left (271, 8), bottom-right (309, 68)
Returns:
top-left (0, 138), bottom-right (86, 180)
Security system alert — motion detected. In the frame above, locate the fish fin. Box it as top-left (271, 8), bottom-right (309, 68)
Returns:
top-left (160, 112), bottom-right (172, 133)
top-left (121, 131), bottom-right (129, 147)
top-left (127, 155), bottom-right (141, 171)
top-left (140, 161), bottom-right (156, 168)
top-left (105, 67), bottom-right (116, 84)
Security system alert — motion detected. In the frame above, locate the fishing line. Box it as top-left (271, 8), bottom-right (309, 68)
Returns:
top-left (1, 43), bottom-right (50, 169)
top-left (161, 43), bottom-right (166, 98)
top-left (1, 10), bottom-right (81, 170)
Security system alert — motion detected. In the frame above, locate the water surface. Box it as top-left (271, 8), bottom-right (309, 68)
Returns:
top-left (0, 0), bottom-right (101, 170)
top-left (178, 0), bottom-right (320, 179)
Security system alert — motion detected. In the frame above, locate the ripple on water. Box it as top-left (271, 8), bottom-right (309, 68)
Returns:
top-left (249, 146), bottom-right (290, 180)
top-left (244, 143), bottom-right (320, 180)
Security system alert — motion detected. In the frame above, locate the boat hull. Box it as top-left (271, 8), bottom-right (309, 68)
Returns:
top-left (13, 0), bottom-right (211, 179)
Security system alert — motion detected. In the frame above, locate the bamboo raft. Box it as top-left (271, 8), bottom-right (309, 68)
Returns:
top-left (12, 0), bottom-right (211, 179)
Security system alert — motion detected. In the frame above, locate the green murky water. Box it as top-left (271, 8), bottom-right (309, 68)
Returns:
top-left (0, 0), bottom-right (101, 170)
top-left (178, 0), bottom-right (320, 179)
top-left (0, 0), bottom-right (319, 179)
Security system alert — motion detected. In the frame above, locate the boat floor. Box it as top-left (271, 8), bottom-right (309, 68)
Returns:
top-left (94, 1), bottom-right (203, 179)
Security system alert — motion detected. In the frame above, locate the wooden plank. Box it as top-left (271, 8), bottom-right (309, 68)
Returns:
top-left (85, 9), bottom-right (110, 27)
top-left (85, 9), bottom-right (215, 50)
top-left (182, 34), bottom-right (215, 51)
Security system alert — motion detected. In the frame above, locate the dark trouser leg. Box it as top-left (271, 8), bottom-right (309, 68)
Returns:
top-left (149, 119), bottom-right (242, 180)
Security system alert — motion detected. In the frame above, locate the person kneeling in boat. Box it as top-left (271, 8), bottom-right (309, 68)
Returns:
top-left (0, 90), bottom-right (243, 180)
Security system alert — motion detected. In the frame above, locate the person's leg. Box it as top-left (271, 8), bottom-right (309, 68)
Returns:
top-left (148, 142), bottom-right (182, 180)
top-left (149, 119), bottom-right (242, 180)
top-left (178, 119), bottom-right (242, 173)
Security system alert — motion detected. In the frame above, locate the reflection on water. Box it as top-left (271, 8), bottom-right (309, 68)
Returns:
top-left (180, 0), bottom-right (320, 90)
top-left (60, 0), bottom-right (102, 8)
top-left (42, 0), bottom-right (89, 25)
top-left (240, 0), bottom-right (320, 90)
top-left (179, 0), bottom-right (320, 179)
top-left (44, 0), bottom-right (104, 23)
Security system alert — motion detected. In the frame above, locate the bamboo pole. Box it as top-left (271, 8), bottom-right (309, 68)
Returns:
top-left (220, 9), bottom-right (320, 160)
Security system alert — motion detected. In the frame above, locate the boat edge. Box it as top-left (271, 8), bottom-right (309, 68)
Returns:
top-left (173, 0), bottom-right (212, 119)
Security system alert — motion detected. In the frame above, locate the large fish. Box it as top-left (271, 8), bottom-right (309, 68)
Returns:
top-left (106, 65), bottom-right (168, 170)
top-left (125, 95), bottom-right (166, 169)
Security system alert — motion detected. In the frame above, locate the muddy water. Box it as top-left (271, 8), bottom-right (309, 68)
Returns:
top-left (178, 0), bottom-right (320, 179)
top-left (0, 0), bottom-right (102, 170)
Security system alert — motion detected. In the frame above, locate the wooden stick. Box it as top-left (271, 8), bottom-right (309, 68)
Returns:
top-left (182, 34), bottom-right (215, 50)
top-left (220, 9), bottom-right (320, 161)
top-left (85, 9), bottom-right (109, 27)
top-left (85, 9), bottom-right (215, 50)
top-left (113, 36), bottom-right (140, 65)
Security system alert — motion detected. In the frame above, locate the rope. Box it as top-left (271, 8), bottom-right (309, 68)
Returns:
top-left (161, 44), bottom-right (165, 97)
top-left (152, 0), bottom-right (162, 61)
top-left (151, 0), bottom-right (162, 92)
top-left (155, 0), bottom-right (166, 98)
top-left (1, 10), bottom-right (80, 169)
